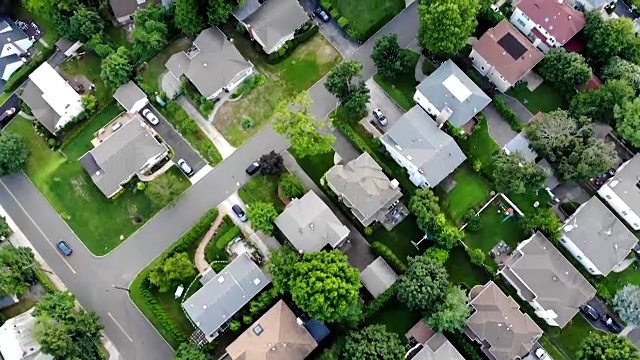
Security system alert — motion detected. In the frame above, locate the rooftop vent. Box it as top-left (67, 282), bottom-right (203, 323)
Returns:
top-left (390, 179), bottom-right (400, 190)
top-left (309, 223), bottom-right (315, 230)
top-left (610, 180), bottom-right (619, 187)
top-left (253, 324), bottom-right (264, 336)
top-left (552, 275), bottom-right (558, 282)
top-left (253, 278), bottom-right (261, 286)
top-left (564, 225), bottom-right (574, 232)
top-left (218, 276), bottom-right (225, 283)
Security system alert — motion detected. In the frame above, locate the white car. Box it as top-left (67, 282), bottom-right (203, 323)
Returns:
top-left (177, 159), bottom-right (193, 176)
top-left (535, 348), bottom-right (548, 360)
top-left (142, 108), bottom-right (159, 125)
top-left (373, 108), bottom-right (388, 126)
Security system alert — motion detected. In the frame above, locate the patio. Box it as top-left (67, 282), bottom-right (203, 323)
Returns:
top-left (380, 201), bottom-right (410, 230)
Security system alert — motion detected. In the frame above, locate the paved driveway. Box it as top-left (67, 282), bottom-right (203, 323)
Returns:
top-left (482, 104), bottom-right (518, 147)
top-left (297, 0), bottom-right (359, 57)
top-left (0, 95), bottom-right (19, 129)
top-left (140, 104), bottom-right (206, 175)
top-left (360, 78), bottom-right (404, 136)
top-left (615, 0), bottom-right (639, 19)
top-left (499, 93), bottom-right (533, 124)
top-left (585, 297), bottom-right (615, 333)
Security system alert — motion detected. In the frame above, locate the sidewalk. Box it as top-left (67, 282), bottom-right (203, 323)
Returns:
top-left (177, 97), bottom-right (236, 159)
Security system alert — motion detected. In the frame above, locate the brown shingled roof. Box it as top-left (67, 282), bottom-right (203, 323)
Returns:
top-left (516, 0), bottom-right (586, 46)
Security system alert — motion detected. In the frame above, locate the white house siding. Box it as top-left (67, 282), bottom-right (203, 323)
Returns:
top-left (559, 235), bottom-right (602, 275)
top-left (413, 91), bottom-right (440, 118)
top-left (469, 49), bottom-right (511, 92)
top-left (598, 186), bottom-right (640, 230)
top-left (381, 140), bottom-right (426, 188)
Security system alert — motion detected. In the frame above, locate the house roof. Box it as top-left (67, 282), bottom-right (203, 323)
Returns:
top-left (274, 190), bottom-right (349, 253)
top-left (466, 281), bottom-right (542, 360)
top-left (0, 309), bottom-right (53, 360)
top-left (79, 116), bottom-right (167, 197)
top-left (0, 17), bottom-right (32, 83)
top-left (242, 0), bottom-right (308, 53)
top-left (233, 0), bottom-right (264, 21)
top-left (473, 20), bottom-right (544, 85)
top-left (536, 158), bottom-right (560, 190)
top-left (326, 152), bottom-right (401, 223)
top-left (225, 300), bottom-right (318, 360)
top-left (503, 132), bottom-right (537, 162)
top-left (165, 27), bottom-right (252, 98)
top-left (360, 256), bottom-right (398, 298)
top-left (516, 0), bottom-right (586, 45)
top-left (415, 60), bottom-right (491, 127)
top-left (113, 81), bottom-right (147, 112)
top-left (183, 253), bottom-right (270, 336)
top-left (413, 332), bottom-right (466, 360)
top-left (109, 0), bottom-right (142, 19)
top-left (501, 232), bottom-right (596, 328)
top-left (600, 155), bottom-right (640, 216)
top-left (20, 80), bottom-right (57, 134)
top-left (562, 197), bottom-right (638, 275)
top-left (381, 105), bottom-right (466, 187)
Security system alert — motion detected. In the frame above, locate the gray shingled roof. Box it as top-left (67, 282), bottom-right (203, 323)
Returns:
top-left (413, 332), bottom-right (466, 360)
top-left (274, 190), bottom-right (349, 253)
top-left (502, 232), bottom-right (596, 328)
top-left (599, 155), bottom-right (640, 219)
top-left (183, 254), bottom-right (270, 336)
top-left (113, 81), bottom-right (147, 112)
top-left (416, 60), bottom-right (491, 127)
top-left (233, 0), bottom-right (263, 21)
top-left (242, 0), bottom-right (308, 53)
top-left (108, 0), bottom-right (140, 19)
top-left (381, 105), bottom-right (466, 187)
top-left (20, 80), bottom-right (58, 134)
top-left (504, 132), bottom-right (537, 162)
top-left (360, 257), bottom-right (398, 298)
top-left (79, 117), bottom-right (167, 197)
top-left (165, 27), bottom-right (252, 98)
top-left (561, 197), bottom-right (638, 276)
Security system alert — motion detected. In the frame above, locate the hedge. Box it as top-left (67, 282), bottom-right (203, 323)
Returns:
top-left (370, 241), bottom-right (407, 274)
top-left (247, 287), bottom-right (279, 317)
top-left (362, 283), bottom-right (399, 321)
top-left (337, 17), bottom-right (349, 28)
top-left (215, 225), bottom-right (242, 250)
top-left (492, 95), bottom-right (523, 132)
top-left (34, 268), bottom-right (57, 293)
top-left (5, 46), bottom-right (56, 92)
top-left (266, 25), bottom-right (319, 64)
top-left (560, 201), bottom-right (579, 216)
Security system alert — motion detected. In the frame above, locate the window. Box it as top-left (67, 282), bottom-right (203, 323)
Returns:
top-left (634, 223), bottom-right (639, 228)
top-left (577, 255), bottom-right (582, 260)
top-left (470, 56), bottom-right (475, 61)
top-left (517, 18), bottom-right (526, 27)
top-left (622, 211), bottom-right (628, 215)
top-left (481, 66), bottom-right (485, 70)
top-left (605, 195), bottom-right (612, 199)
top-left (560, 238), bottom-right (566, 243)
top-left (589, 268), bottom-right (594, 272)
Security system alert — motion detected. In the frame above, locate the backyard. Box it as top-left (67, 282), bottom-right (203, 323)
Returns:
top-left (138, 37), bottom-right (192, 94)
top-left (330, 0), bottom-right (405, 41)
top-left (215, 28), bottom-right (342, 146)
top-left (506, 81), bottom-right (565, 114)
top-left (59, 53), bottom-right (112, 106)
top-left (366, 297), bottom-right (421, 337)
top-left (373, 49), bottom-right (420, 111)
top-left (436, 166), bottom-right (492, 224)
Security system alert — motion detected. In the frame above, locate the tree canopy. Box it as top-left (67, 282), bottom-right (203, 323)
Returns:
top-left (520, 208), bottom-right (562, 241)
top-left (0, 246), bottom-right (36, 296)
top-left (289, 250), bottom-right (361, 322)
top-left (258, 151), bottom-right (284, 176)
top-left (397, 256), bottom-right (449, 313)
top-left (614, 285), bottom-right (640, 326)
top-left (68, 6), bottom-right (105, 42)
top-left (173, 343), bottom-right (208, 360)
top-left (100, 47), bottom-right (133, 89)
top-left (174, 0), bottom-right (205, 37)
top-left (0, 132), bottom-right (29, 176)
top-left (576, 333), bottom-right (640, 360)
top-left (491, 151), bottom-right (547, 194)
top-left (342, 324), bottom-right (405, 360)
top-left (148, 252), bottom-right (195, 292)
top-left (409, 188), bottom-right (463, 249)
top-left (602, 57), bottom-right (640, 94)
top-left (246, 201), bottom-right (278, 235)
top-left (131, 14), bottom-right (169, 64)
top-left (418, 0), bottom-right (480, 58)
top-left (279, 173), bottom-right (305, 199)
top-left (325, 60), bottom-right (370, 115)
top-left (538, 49), bottom-right (592, 93)
top-left (584, 12), bottom-right (640, 65)
top-left (615, 98), bottom-right (640, 148)
top-left (425, 286), bottom-right (470, 332)
top-left (266, 245), bottom-right (301, 294)
top-left (208, 0), bottom-right (235, 26)
top-left (371, 34), bottom-right (412, 80)
top-left (570, 79), bottom-right (635, 124)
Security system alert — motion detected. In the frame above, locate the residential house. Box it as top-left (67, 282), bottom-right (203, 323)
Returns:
top-left (413, 60), bottom-right (491, 129)
top-left (0, 309), bottom-right (53, 360)
top-left (466, 281), bottom-right (543, 360)
top-left (360, 256), bottom-right (398, 298)
top-left (326, 153), bottom-right (403, 227)
top-left (381, 105), bottom-right (466, 188)
top-left (109, 0), bottom-right (147, 24)
top-left (274, 190), bottom-right (350, 253)
top-left (500, 232), bottom-right (596, 328)
top-left (503, 132), bottom-right (538, 162)
top-left (470, 20), bottom-right (544, 92)
top-left (598, 154), bottom-right (640, 230)
top-left (234, 0), bottom-right (309, 54)
top-left (182, 253), bottom-right (270, 341)
top-left (560, 196), bottom-right (638, 276)
top-left (20, 62), bottom-right (84, 134)
top-left (510, 0), bottom-right (586, 53)
top-left (412, 332), bottom-right (467, 360)
top-left (165, 27), bottom-right (254, 100)
top-left (0, 17), bottom-right (35, 89)
top-left (225, 300), bottom-right (318, 360)
top-left (79, 114), bottom-right (168, 198)
top-left (113, 81), bottom-right (149, 114)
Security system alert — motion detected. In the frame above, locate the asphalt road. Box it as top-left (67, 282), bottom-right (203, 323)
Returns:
top-left (0, 125), bottom-right (288, 360)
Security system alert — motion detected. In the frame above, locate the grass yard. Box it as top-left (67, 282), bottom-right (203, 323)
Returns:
top-left (545, 315), bottom-right (597, 359)
top-left (422, 59), bottom-right (436, 75)
top-left (599, 261), bottom-right (640, 296)
top-left (331, 0), bottom-right (405, 41)
top-left (154, 280), bottom-right (202, 338)
top-left (445, 246), bottom-right (490, 288)
top-left (204, 216), bottom-right (240, 264)
top-left (216, 29), bottom-right (342, 146)
top-left (368, 218), bottom-right (422, 260)
top-left (367, 297), bottom-right (421, 337)
top-left (373, 50), bottom-right (420, 111)
top-left (238, 175), bottom-right (285, 212)
top-left (458, 116), bottom-right (500, 171)
top-left (59, 53), bottom-right (111, 105)
top-left (437, 166), bottom-right (491, 224)
top-left (506, 81), bottom-right (565, 114)
top-left (293, 150), bottom-right (336, 186)
top-left (138, 37), bottom-right (192, 94)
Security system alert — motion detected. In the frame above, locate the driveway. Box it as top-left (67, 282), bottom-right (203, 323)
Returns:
top-left (626, 327), bottom-right (640, 348)
top-left (140, 104), bottom-right (206, 175)
top-left (482, 104), bottom-right (518, 147)
top-left (0, 94), bottom-right (19, 129)
top-left (360, 78), bottom-right (404, 136)
top-left (615, 0), bottom-right (639, 19)
top-left (297, 0), bottom-right (359, 57)
top-left (585, 297), bottom-right (615, 333)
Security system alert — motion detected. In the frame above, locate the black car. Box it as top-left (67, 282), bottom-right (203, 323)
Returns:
top-left (245, 161), bottom-right (260, 175)
top-left (579, 304), bottom-right (600, 321)
top-left (601, 314), bottom-right (623, 333)
top-left (314, 7), bottom-right (330, 22)
top-left (232, 204), bottom-right (248, 222)
top-left (57, 239), bottom-right (73, 256)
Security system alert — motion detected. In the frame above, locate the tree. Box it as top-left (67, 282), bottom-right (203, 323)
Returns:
top-left (272, 93), bottom-right (335, 157)
top-left (570, 79), bottom-right (635, 124)
top-left (425, 286), bottom-right (470, 332)
top-left (0, 215), bottom-right (10, 238)
top-left (409, 188), bottom-right (462, 249)
top-left (100, 47), bottom-right (133, 89)
top-left (146, 172), bottom-right (185, 207)
top-left (521, 209), bottom-right (562, 241)
top-left (81, 94), bottom-right (98, 114)
top-left (68, 6), bottom-right (105, 42)
top-left (371, 34), bottom-right (412, 80)
top-left (585, 13), bottom-right (640, 65)
top-left (409, 188), bottom-right (441, 219)
top-left (246, 201), bottom-right (278, 235)
top-left (266, 245), bottom-right (300, 294)
top-left (173, 343), bottom-right (208, 360)
top-left (0, 246), bottom-right (36, 296)
top-left (33, 291), bottom-right (76, 321)
top-left (343, 84), bottom-right (371, 118)
top-left (602, 57), bottom-right (640, 94)
top-left (576, 333), bottom-right (640, 360)
top-left (0, 132), bottom-right (29, 176)
top-left (615, 98), bottom-right (640, 147)
top-left (34, 318), bottom-right (77, 359)
top-left (175, 0), bottom-right (205, 37)
top-left (325, 60), bottom-right (365, 103)
top-left (87, 33), bottom-right (114, 59)
top-left (131, 17), bottom-right (168, 64)
top-left (148, 252), bottom-right (195, 292)
top-left (279, 173), bottom-right (305, 199)
top-left (418, 0), bottom-right (480, 58)
top-left (491, 151), bottom-right (547, 194)
top-left (342, 324), bottom-right (405, 360)
top-left (208, 0), bottom-right (234, 26)
top-left (289, 250), bottom-right (361, 322)
top-left (538, 49), bottom-right (592, 93)
top-left (526, 110), bottom-right (616, 182)
top-left (397, 256), bottom-right (449, 313)
top-left (614, 285), bottom-right (640, 326)
top-left (258, 151), bottom-right (284, 176)
top-left (424, 247), bottom-right (449, 264)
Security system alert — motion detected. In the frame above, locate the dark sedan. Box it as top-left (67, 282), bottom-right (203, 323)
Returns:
top-left (601, 313), bottom-right (623, 333)
top-left (57, 239), bottom-right (73, 256)
top-left (579, 304), bottom-right (600, 321)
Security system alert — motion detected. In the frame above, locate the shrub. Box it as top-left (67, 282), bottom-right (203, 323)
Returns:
top-left (215, 226), bottom-right (242, 250)
top-left (560, 201), bottom-right (579, 216)
top-left (362, 283), bottom-right (399, 321)
top-left (241, 116), bottom-right (255, 130)
top-left (337, 17), bottom-right (349, 28)
top-left (363, 227), bottom-right (373, 235)
top-left (248, 287), bottom-right (279, 317)
top-left (320, 0), bottom-right (332, 10)
top-left (466, 247), bottom-right (486, 266)
top-left (472, 159), bottom-right (482, 172)
top-left (425, 247), bottom-right (449, 263)
top-left (491, 96), bottom-right (523, 132)
top-left (329, 8), bottom-right (340, 18)
top-left (234, 74), bottom-right (266, 98)
top-left (47, 138), bottom-right (57, 148)
top-left (370, 241), bottom-right (407, 273)
top-left (229, 319), bottom-right (241, 331)
top-left (465, 216), bottom-right (480, 232)
top-left (242, 315), bottom-right (253, 324)
top-left (279, 173), bottom-right (305, 198)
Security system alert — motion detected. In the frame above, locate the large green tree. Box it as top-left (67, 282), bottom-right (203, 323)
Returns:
top-left (491, 151), bottom-right (547, 194)
top-left (602, 57), bottom-right (640, 94)
top-left (521, 209), bottom-right (562, 241)
top-left (68, 6), bottom-right (105, 42)
top-left (409, 188), bottom-right (463, 249)
top-left (266, 245), bottom-right (300, 294)
top-left (538, 49), bottom-right (592, 93)
top-left (418, 0), bottom-right (480, 58)
top-left (208, 0), bottom-right (235, 26)
top-left (585, 12), bottom-right (640, 65)
top-left (100, 47), bottom-right (133, 89)
top-left (397, 256), bottom-right (449, 313)
top-left (0, 132), bottom-right (29, 176)
top-left (289, 250), bottom-right (361, 322)
top-left (273, 93), bottom-right (335, 157)
top-left (131, 16), bottom-right (168, 64)
top-left (614, 285), bottom-right (640, 326)
top-left (342, 324), bottom-right (405, 360)
top-left (175, 0), bottom-right (205, 37)
top-left (246, 201), bottom-right (278, 235)
top-left (425, 286), bottom-right (470, 332)
top-left (576, 333), bottom-right (640, 360)
top-left (570, 79), bottom-right (635, 124)
top-left (325, 60), bottom-right (367, 103)
top-left (0, 246), bottom-right (36, 296)
top-left (148, 252), bottom-right (195, 292)
top-left (371, 34), bottom-right (412, 80)
top-left (173, 343), bottom-right (208, 360)
top-left (615, 98), bottom-right (640, 148)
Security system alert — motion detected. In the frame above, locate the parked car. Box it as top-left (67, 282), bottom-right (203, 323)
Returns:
top-left (245, 161), bottom-right (260, 175)
top-left (314, 7), bottom-right (330, 22)
top-left (534, 348), bottom-right (548, 360)
top-left (232, 204), bottom-right (248, 222)
top-left (142, 108), bottom-right (160, 125)
top-left (373, 108), bottom-right (388, 126)
top-left (579, 304), bottom-right (600, 321)
top-left (177, 159), bottom-right (194, 176)
top-left (57, 239), bottom-right (73, 256)
top-left (601, 314), bottom-right (623, 333)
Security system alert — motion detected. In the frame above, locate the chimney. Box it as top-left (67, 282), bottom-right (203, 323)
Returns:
top-left (436, 106), bottom-right (453, 128)
top-left (390, 179), bottom-right (399, 189)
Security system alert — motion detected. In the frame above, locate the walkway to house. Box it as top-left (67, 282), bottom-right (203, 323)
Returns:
top-left (194, 211), bottom-right (225, 274)
top-left (612, 258), bottom-right (636, 273)
top-left (137, 161), bottom-right (174, 182)
top-left (17, 111), bottom-right (35, 120)
top-left (177, 97), bottom-right (236, 158)
top-left (415, 55), bottom-right (427, 82)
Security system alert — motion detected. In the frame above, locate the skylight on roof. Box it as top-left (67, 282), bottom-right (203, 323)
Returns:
top-left (253, 324), bottom-right (264, 336)
top-left (442, 75), bottom-right (472, 102)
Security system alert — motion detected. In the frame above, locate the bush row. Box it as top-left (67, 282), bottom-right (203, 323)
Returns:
top-left (215, 225), bottom-right (242, 250)
top-left (5, 46), bottom-right (56, 92)
top-left (491, 95), bottom-right (523, 132)
top-left (266, 24), bottom-right (319, 64)
top-left (362, 283), bottom-right (399, 322)
top-left (138, 279), bottom-right (187, 343)
top-left (370, 241), bottom-right (407, 274)
top-left (246, 287), bottom-right (279, 321)
top-left (34, 268), bottom-right (57, 293)
top-left (59, 100), bottom-right (117, 150)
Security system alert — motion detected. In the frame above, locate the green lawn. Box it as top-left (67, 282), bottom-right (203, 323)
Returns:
top-left (154, 280), bottom-right (202, 338)
top-left (59, 53), bottom-right (112, 105)
top-left (293, 150), bottom-right (336, 187)
top-left (458, 115), bottom-right (500, 172)
top-left (368, 217), bottom-right (422, 260)
top-left (545, 315), bottom-right (597, 358)
top-left (373, 50), bottom-right (420, 111)
top-left (446, 246), bottom-right (491, 288)
top-left (331, 0), bottom-right (405, 41)
top-left (506, 82), bottom-right (565, 114)
top-left (422, 60), bottom-right (436, 75)
top-left (204, 216), bottom-right (240, 264)
top-left (438, 166), bottom-right (492, 224)
top-left (216, 28), bottom-right (342, 146)
top-left (367, 297), bottom-right (421, 337)
top-left (238, 174), bottom-right (285, 212)
top-left (599, 260), bottom-right (640, 296)
top-left (138, 37), bottom-right (192, 94)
